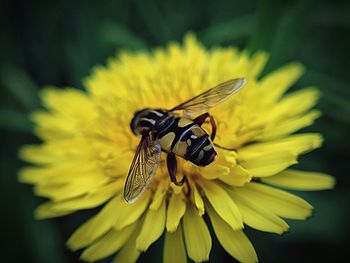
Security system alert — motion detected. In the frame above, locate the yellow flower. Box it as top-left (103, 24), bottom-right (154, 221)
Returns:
top-left (19, 34), bottom-right (335, 263)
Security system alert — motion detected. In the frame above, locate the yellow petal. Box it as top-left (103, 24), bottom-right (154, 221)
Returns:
top-left (281, 87), bottom-right (320, 115)
top-left (163, 225), bottom-right (187, 263)
top-left (19, 142), bottom-right (82, 164)
top-left (259, 62), bottom-right (305, 103)
top-left (34, 176), bottom-right (110, 201)
top-left (182, 204), bottom-right (211, 262)
top-left (36, 182), bottom-right (122, 219)
top-left (18, 161), bottom-right (98, 184)
top-left (238, 133), bottom-right (323, 160)
top-left (31, 112), bottom-right (78, 140)
top-left (166, 192), bottom-right (186, 232)
top-left (53, 183), bottom-right (121, 210)
top-left (266, 87), bottom-right (320, 121)
top-left (112, 222), bottom-right (142, 263)
top-left (67, 195), bottom-right (120, 250)
top-left (262, 169), bottom-right (335, 191)
top-left (259, 110), bottom-right (321, 140)
top-left (247, 51), bottom-right (269, 79)
top-left (40, 87), bottom-right (96, 117)
top-left (222, 150), bottom-right (238, 165)
top-left (136, 198), bottom-right (166, 251)
top-left (113, 191), bottom-right (152, 230)
top-left (202, 149), bottom-right (237, 180)
top-left (199, 180), bottom-right (243, 230)
top-left (149, 178), bottom-right (169, 210)
top-left (81, 223), bottom-right (136, 262)
top-left (189, 179), bottom-right (205, 216)
top-left (219, 165), bottom-right (252, 186)
top-left (241, 151), bottom-right (297, 177)
top-left (169, 179), bottom-right (185, 194)
top-left (207, 204), bottom-right (258, 263)
top-left (229, 190), bottom-right (289, 234)
top-left (201, 164), bottom-right (230, 180)
top-left (31, 88), bottom-right (97, 139)
top-left (235, 182), bottom-right (313, 220)
top-left (35, 202), bottom-right (73, 218)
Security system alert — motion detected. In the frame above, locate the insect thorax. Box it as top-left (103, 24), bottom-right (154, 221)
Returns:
top-left (155, 116), bottom-right (217, 166)
top-left (130, 108), bottom-right (168, 135)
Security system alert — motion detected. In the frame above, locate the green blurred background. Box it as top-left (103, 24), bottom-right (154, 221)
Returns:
top-left (1, 0), bottom-right (349, 262)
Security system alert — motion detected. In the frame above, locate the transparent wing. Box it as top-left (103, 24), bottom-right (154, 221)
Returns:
top-left (124, 135), bottom-right (161, 203)
top-left (170, 78), bottom-right (246, 116)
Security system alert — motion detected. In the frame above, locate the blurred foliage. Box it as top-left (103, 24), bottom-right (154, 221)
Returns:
top-left (0, 0), bottom-right (349, 262)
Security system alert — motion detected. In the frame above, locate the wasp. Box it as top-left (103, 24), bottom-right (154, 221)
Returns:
top-left (124, 78), bottom-right (247, 203)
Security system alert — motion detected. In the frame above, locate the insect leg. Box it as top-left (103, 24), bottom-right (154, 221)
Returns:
top-left (193, 113), bottom-right (216, 141)
top-left (193, 112), bottom-right (209, 126)
top-left (209, 115), bottom-right (216, 141)
top-left (167, 153), bottom-right (186, 186)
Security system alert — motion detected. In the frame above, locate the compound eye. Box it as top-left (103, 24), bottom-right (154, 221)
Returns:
top-left (130, 114), bottom-right (140, 135)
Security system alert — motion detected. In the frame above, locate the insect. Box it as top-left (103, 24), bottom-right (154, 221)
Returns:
top-left (124, 78), bottom-right (247, 203)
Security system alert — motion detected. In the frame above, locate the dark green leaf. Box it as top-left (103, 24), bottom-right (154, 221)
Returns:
top-left (19, 190), bottom-right (67, 263)
top-left (263, 0), bottom-right (315, 72)
top-left (135, 0), bottom-right (174, 43)
top-left (0, 109), bottom-right (33, 133)
top-left (299, 70), bottom-right (350, 123)
top-left (0, 67), bottom-right (39, 112)
top-left (99, 22), bottom-right (148, 50)
top-left (247, 0), bottom-right (284, 52)
top-left (199, 14), bottom-right (256, 45)
top-left (313, 3), bottom-right (350, 27)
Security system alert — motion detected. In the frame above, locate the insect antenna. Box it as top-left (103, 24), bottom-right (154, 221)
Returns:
top-left (213, 143), bottom-right (237, 151)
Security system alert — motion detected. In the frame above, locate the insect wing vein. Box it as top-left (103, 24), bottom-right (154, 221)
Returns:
top-left (124, 136), bottom-right (161, 203)
top-left (170, 78), bottom-right (246, 116)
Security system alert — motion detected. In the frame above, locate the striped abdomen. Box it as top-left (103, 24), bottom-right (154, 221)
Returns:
top-left (156, 116), bottom-right (217, 166)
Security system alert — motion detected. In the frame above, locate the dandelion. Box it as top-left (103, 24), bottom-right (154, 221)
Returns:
top-left (19, 35), bottom-right (335, 263)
